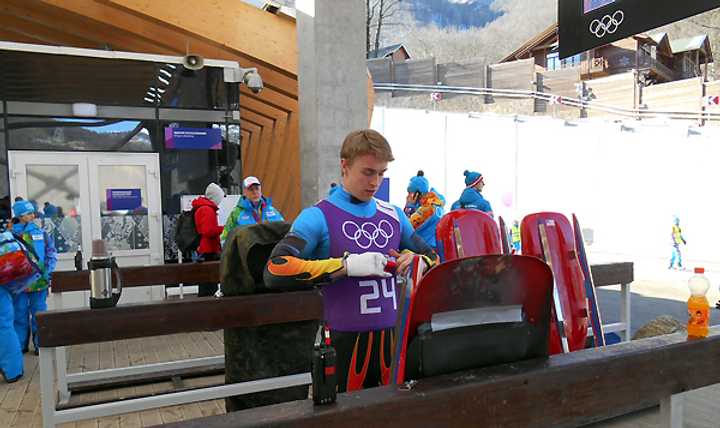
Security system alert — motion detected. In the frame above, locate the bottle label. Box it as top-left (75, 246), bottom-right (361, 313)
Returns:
top-left (688, 302), bottom-right (710, 338)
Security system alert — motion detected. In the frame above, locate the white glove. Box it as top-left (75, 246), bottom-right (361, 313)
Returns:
top-left (344, 252), bottom-right (392, 278)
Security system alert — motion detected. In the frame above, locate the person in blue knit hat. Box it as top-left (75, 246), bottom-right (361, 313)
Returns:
top-left (451, 170), bottom-right (493, 216)
top-left (404, 171), bottom-right (445, 250)
top-left (11, 200), bottom-right (56, 355)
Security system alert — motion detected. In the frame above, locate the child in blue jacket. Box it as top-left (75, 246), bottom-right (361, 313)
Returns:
top-left (12, 200), bottom-right (57, 355)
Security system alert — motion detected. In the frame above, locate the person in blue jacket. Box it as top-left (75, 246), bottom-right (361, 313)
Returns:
top-left (12, 200), bottom-right (57, 355)
top-left (221, 176), bottom-right (285, 242)
top-left (0, 230), bottom-right (28, 383)
top-left (403, 171), bottom-right (445, 250)
top-left (451, 170), bottom-right (493, 216)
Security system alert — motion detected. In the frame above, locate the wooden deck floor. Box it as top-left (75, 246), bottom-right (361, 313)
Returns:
top-left (1, 332), bottom-right (718, 427)
top-left (0, 332), bottom-right (227, 428)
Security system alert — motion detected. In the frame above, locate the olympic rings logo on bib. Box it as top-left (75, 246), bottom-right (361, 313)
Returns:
top-left (342, 220), bottom-right (394, 249)
top-left (589, 10), bottom-right (624, 39)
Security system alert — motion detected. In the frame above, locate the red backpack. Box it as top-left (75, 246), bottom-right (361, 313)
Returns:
top-left (0, 231), bottom-right (41, 294)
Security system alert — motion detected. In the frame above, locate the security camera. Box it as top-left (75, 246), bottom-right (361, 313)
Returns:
top-left (225, 66), bottom-right (264, 94)
top-left (242, 68), bottom-right (264, 94)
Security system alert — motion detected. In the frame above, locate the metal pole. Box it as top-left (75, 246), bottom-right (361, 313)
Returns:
top-left (56, 346), bottom-right (70, 405)
top-left (39, 347), bottom-right (57, 428)
top-left (621, 282), bottom-right (632, 341)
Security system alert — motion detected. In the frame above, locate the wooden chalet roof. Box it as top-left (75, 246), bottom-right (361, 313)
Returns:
top-left (500, 23), bottom-right (558, 62)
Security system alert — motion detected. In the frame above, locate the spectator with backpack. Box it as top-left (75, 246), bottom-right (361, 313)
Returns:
top-left (192, 183), bottom-right (225, 297)
top-left (0, 202), bottom-right (46, 382)
top-left (403, 170), bottom-right (445, 251)
top-left (12, 200), bottom-right (57, 355)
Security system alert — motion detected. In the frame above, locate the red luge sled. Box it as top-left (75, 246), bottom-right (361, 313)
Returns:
top-left (392, 255), bottom-right (553, 383)
top-left (521, 212), bottom-right (589, 354)
top-left (435, 209), bottom-right (502, 262)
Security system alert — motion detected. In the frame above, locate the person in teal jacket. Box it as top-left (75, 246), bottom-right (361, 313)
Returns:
top-left (221, 176), bottom-right (285, 242)
top-left (11, 200), bottom-right (56, 355)
top-left (451, 170), bottom-right (493, 217)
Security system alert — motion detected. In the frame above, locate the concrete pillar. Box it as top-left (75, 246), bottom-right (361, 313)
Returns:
top-left (296, 0), bottom-right (368, 208)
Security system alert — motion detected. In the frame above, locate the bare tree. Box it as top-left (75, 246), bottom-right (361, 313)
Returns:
top-left (366, 0), bottom-right (403, 58)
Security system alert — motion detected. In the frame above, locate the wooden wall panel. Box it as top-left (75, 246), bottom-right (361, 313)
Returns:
top-left (537, 67), bottom-right (581, 114)
top-left (104, 0), bottom-right (298, 74)
top-left (37, 0), bottom-right (298, 95)
top-left (643, 77), bottom-right (703, 114)
top-left (586, 72), bottom-right (636, 118)
top-left (488, 58), bottom-right (535, 91)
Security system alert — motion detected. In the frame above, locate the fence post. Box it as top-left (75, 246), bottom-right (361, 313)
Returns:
top-left (534, 71), bottom-right (545, 113)
top-left (390, 59), bottom-right (396, 97)
top-left (701, 79), bottom-right (707, 127)
top-left (484, 65), bottom-right (492, 104)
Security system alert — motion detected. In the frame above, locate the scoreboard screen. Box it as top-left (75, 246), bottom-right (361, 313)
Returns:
top-left (584, 0), bottom-right (616, 14)
top-left (560, 0), bottom-right (720, 59)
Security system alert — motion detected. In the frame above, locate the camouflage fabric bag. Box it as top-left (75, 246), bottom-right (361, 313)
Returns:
top-left (220, 222), bottom-right (318, 411)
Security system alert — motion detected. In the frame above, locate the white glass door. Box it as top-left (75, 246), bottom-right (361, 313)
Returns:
top-left (9, 151), bottom-right (164, 307)
top-left (9, 152), bottom-right (91, 271)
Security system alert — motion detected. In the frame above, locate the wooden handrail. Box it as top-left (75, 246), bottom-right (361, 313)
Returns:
top-left (50, 261), bottom-right (633, 293)
top-left (161, 327), bottom-right (720, 428)
top-left (37, 290), bottom-right (322, 347)
top-left (590, 262), bottom-right (634, 287)
top-left (50, 261), bottom-right (220, 293)
top-left (39, 262), bottom-right (633, 349)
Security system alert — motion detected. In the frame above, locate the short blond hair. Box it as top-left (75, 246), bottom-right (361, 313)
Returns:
top-left (340, 129), bottom-right (394, 165)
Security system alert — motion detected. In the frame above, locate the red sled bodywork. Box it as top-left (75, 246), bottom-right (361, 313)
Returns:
top-left (393, 255), bottom-right (553, 383)
top-left (436, 209), bottom-right (502, 262)
top-left (521, 212), bottom-right (589, 354)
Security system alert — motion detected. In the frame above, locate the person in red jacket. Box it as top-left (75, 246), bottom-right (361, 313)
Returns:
top-left (192, 182), bottom-right (225, 297)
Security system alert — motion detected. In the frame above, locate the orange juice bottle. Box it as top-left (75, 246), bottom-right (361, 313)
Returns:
top-left (687, 267), bottom-right (710, 340)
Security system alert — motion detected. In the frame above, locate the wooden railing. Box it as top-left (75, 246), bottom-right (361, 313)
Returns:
top-left (50, 261), bottom-right (220, 293)
top-left (37, 261), bottom-right (634, 427)
top-left (163, 327), bottom-right (720, 428)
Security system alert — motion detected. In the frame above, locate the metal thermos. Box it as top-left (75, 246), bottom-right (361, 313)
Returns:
top-left (74, 246), bottom-right (83, 272)
top-left (88, 240), bottom-right (123, 309)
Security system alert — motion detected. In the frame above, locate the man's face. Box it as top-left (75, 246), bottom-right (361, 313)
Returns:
top-left (341, 154), bottom-right (388, 202)
top-left (244, 184), bottom-right (262, 204)
top-left (19, 213), bottom-right (34, 224)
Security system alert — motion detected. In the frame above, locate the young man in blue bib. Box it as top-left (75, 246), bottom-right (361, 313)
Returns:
top-left (265, 129), bottom-right (437, 392)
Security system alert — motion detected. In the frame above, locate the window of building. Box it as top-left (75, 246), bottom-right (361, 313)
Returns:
top-left (546, 52), bottom-right (584, 70)
top-left (7, 117), bottom-right (153, 152)
top-left (546, 52), bottom-right (561, 70)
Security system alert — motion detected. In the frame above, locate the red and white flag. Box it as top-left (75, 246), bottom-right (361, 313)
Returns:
top-left (704, 95), bottom-right (720, 106)
top-left (430, 92), bottom-right (443, 102)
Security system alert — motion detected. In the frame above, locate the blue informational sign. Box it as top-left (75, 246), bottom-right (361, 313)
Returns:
top-left (376, 178), bottom-right (390, 202)
top-left (164, 127), bottom-right (222, 150)
top-left (106, 188), bottom-right (142, 211)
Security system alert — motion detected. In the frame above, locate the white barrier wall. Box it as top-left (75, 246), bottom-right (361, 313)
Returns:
top-left (372, 107), bottom-right (720, 267)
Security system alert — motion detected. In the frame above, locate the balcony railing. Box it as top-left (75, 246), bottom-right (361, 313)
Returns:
top-left (605, 51), bottom-right (679, 81)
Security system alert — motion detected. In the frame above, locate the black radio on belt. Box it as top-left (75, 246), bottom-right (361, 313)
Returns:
top-left (312, 323), bottom-right (337, 405)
